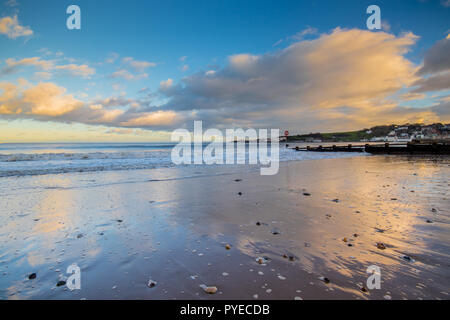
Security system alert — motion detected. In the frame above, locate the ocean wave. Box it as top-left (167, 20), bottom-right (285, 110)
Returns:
top-left (0, 144), bottom-right (366, 178)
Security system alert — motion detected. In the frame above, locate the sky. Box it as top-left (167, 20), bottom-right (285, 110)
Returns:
top-left (0, 0), bottom-right (449, 142)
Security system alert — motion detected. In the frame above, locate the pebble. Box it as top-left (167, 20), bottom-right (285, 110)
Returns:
top-left (225, 244), bottom-right (231, 250)
top-left (319, 276), bottom-right (330, 284)
top-left (277, 275), bottom-right (286, 280)
top-left (384, 294), bottom-right (392, 300)
top-left (376, 242), bottom-right (386, 250)
top-left (294, 296), bottom-right (303, 300)
top-left (147, 279), bottom-right (157, 288)
top-left (271, 229), bottom-right (280, 235)
top-left (56, 280), bottom-right (66, 287)
top-left (303, 192), bottom-right (311, 196)
top-left (28, 273), bottom-right (36, 280)
top-left (256, 257), bottom-right (268, 264)
top-left (200, 285), bottom-right (217, 294)
top-left (402, 255), bottom-right (414, 262)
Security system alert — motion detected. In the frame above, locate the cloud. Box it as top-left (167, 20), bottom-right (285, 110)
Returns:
top-left (119, 110), bottom-right (179, 127)
top-left (122, 57), bottom-right (156, 72)
top-left (110, 69), bottom-right (148, 80)
top-left (0, 15), bottom-right (33, 39)
top-left (55, 64), bottom-right (95, 78)
top-left (400, 92), bottom-right (426, 101)
top-left (109, 57), bottom-right (155, 80)
top-left (273, 26), bottom-right (318, 47)
top-left (157, 28), bottom-right (427, 131)
top-left (105, 52), bottom-right (119, 64)
top-left (418, 37), bottom-right (450, 75)
top-left (0, 81), bottom-right (82, 116)
top-left (159, 78), bottom-right (173, 90)
top-left (5, 0), bottom-right (19, 7)
top-left (412, 36), bottom-right (450, 93)
top-left (33, 71), bottom-right (52, 80)
top-left (441, 0), bottom-right (450, 8)
top-left (0, 80), bottom-right (183, 130)
top-left (1, 57), bottom-right (53, 75)
top-left (1, 28), bottom-right (448, 133)
top-left (411, 72), bottom-right (450, 93)
top-left (0, 57), bottom-right (95, 78)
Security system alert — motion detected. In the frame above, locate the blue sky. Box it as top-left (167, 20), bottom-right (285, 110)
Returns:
top-left (0, 0), bottom-right (449, 142)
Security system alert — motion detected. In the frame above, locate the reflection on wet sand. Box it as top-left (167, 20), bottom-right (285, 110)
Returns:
top-left (0, 156), bottom-right (448, 299)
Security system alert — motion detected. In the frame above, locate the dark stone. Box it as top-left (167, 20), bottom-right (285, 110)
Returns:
top-left (322, 277), bottom-right (330, 284)
top-left (361, 287), bottom-right (367, 292)
top-left (426, 220), bottom-right (433, 223)
top-left (238, 192), bottom-right (242, 196)
top-left (303, 192), bottom-right (311, 196)
top-left (403, 255), bottom-right (412, 261)
top-left (288, 256), bottom-right (295, 261)
top-left (234, 179), bottom-right (242, 182)
top-left (256, 222), bottom-right (261, 226)
top-left (28, 273), bottom-right (36, 280)
top-left (376, 242), bottom-right (386, 250)
top-left (116, 219), bottom-right (123, 223)
top-left (77, 233), bottom-right (83, 239)
top-left (347, 243), bottom-right (353, 247)
top-left (332, 199), bottom-right (339, 203)
top-left (56, 280), bottom-right (66, 287)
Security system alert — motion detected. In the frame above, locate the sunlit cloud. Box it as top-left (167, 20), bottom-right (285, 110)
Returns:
top-left (0, 28), bottom-right (448, 135)
top-left (0, 15), bottom-right (33, 39)
top-left (0, 57), bottom-right (95, 78)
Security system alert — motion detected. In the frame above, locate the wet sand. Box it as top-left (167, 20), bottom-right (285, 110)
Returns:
top-left (0, 156), bottom-right (449, 300)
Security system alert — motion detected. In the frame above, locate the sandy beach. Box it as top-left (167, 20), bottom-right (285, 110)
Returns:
top-left (0, 155), bottom-right (448, 300)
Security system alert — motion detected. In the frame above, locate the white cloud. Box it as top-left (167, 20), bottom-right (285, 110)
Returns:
top-left (122, 57), bottom-right (156, 72)
top-left (5, 0), bottom-right (19, 7)
top-left (111, 69), bottom-right (148, 80)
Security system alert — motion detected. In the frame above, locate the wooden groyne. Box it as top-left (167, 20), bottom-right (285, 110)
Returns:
top-left (365, 142), bottom-right (450, 155)
top-left (292, 144), bottom-right (365, 153)
top-left (291, 141), bottom-right (450, 155)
